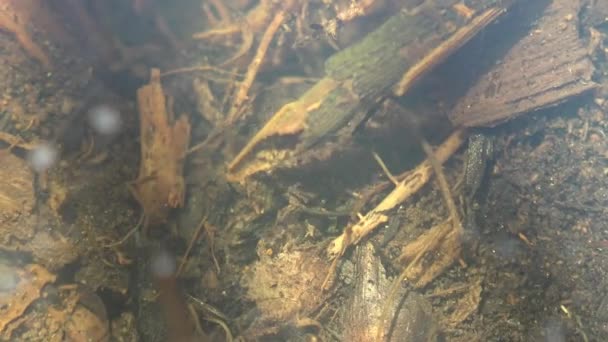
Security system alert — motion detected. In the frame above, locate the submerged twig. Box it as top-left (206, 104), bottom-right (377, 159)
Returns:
top-left (421, 139), bottom-right (461, 224)
top-left (177, 214), bottom-right (207, 277)
top-left (377, 138), bottom-right (464, 340)
top-left (0, 131), bottom-right (38, 150)
top-left (102, 212), bottom-right (144, 248)
top-left (326, 129), bottom-right (467, 261)
top-left (160, 65), bottom-right (243, 78)
top-left (373, 151), bottom-right (399, 185)
top-left (185, 11), bottom-right (286, 158)
top-left (228, 10), bottom-right (286, 122)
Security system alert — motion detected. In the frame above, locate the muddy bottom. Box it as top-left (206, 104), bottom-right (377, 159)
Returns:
top-left (462, 104), bottom-right (608, 341)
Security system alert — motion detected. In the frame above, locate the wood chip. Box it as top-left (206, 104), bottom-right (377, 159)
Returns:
top-left (449, 0), bottom-right (598, 127)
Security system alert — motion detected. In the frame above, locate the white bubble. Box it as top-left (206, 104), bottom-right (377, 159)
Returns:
top-left (0, 264), bottom-right (18, 292)
top-left (150, 251), bottom-right (176, 278)
top-left (88, 105), bottom-right (122, 135)
top-left (27, 143), bottom-right (58, 172)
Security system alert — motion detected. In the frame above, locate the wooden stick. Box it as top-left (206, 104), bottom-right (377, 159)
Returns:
top-left (102, 212), bottom-right (144, 248)
top-left (228, 10), bottom-right (285, 123)
top-left (0, 132), bottom-right (37, 150)
top-left (160, 65), bottom-right (243, 78)
top-left (326, 128), bottom-right (467, 259)
top-left (372, 151), bottom-right (399, 185)
top-left (176, 215), bottom-right (207, 277)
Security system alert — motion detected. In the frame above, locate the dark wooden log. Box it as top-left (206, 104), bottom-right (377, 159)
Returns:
top-left (227, 0), bottom-right (518, 181)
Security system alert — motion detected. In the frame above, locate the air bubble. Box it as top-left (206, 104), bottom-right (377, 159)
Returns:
top-left (150, 251), bottom-right (176, 278)
top-left (27, 143), bottom-right (58, 172)
top-left (88, 105), bottom-right (122, 135)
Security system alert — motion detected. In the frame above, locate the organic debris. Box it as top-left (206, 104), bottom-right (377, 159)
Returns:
top-left (193, 0), bottom-right (297, 67)
top-left (0, 152), bottom-right (35, 215)
top-left (326, 129), bottom-right (466, 263)
top-left (13, 284), bottom-right (111, 341)
top-left (182, 0), bottom-right (302, 161)
top-left (131, 69), bottom-right (191, 229)
top-left (226, 2), bottom-right (510, 182)
top-left (0, 132), bottom-right (39, 151)
top-left (0, 152), bottom-right (78, 270)
top-left (436, 277), bottom-right (483, 328)
top-left (242, 245), bottom-right (329, 337)
top-left (0, 264), bottom-right (56, 339)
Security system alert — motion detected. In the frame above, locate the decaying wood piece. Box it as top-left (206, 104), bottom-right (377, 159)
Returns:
top-left (343, 242), bottom-right (437, 342)
top-left (226, 0), bottom-right (515, 182)
top-left (449, 0), bottom-right (598, 127)
top-left (132, 69), bottom-right (191, 229)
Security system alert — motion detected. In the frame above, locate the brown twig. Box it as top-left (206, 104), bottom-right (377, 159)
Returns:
top-left (160, 65), bottom-right (243, 78)
top-left (372, 151), bottom-right (399, 185)
top-left (204, 223), bottom-right (221, 275)
top-left (0, 131), bottom-right (38, 150)
top-left (326, 128), bottom-right (467, 259)
top-left (322, 129), bottom-right (467, 291)
top-left (176, 215), bottom-right (207, 277)
top-left (102, 212), bottom-right (144, 248)
top-left (421, 139), bottom-right (461, 224)
top-left (228, 10), bottom-right (286, 123)
top-left (185, 12), bottom-right (285, 157)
